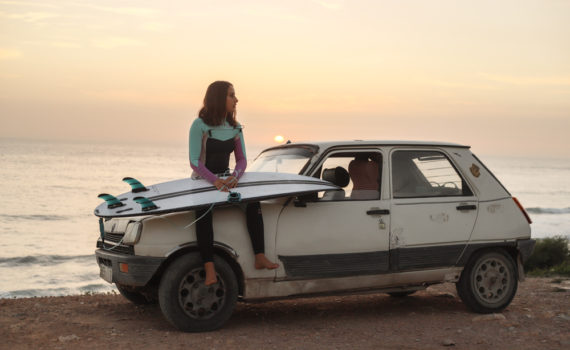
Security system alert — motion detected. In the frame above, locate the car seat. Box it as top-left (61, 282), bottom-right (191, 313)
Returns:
top-left (321, 166), bottom-right (350, 200)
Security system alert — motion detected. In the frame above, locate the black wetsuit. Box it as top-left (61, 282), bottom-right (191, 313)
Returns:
top-left (189, 119), bottom-right (265, 263)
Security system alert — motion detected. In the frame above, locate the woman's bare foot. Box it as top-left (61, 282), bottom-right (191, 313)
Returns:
top-left (254, 253), bottom-right (279, 270)
top-left (204, 262), bottom-right (217, 286)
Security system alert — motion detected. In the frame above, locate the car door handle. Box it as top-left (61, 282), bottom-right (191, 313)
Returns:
top-left (366, 209), bottom-right (390, 215)
top-left (456, 205), bottom-right (477, 211)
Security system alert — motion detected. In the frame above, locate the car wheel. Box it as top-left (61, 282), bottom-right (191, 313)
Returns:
top-left (158, 253), bottom-right (238, 332)
top-left (456, 249), bottom-right (518, 313)
top-left (116, 284), bottom-right (156, 305)
top-left (388, 291), bottom-right (416, 297)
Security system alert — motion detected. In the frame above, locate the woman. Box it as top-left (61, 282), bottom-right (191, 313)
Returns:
top-left (189, 81), bottom-right (278, 286)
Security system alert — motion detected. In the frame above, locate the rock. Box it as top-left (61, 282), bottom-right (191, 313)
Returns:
top-left (435, 292), bottom-right (456, 299)
top-left (472, 313), bottom-right (506, 322)
top-left (442, 339), bottom-right (456, 346)
top-left (58, 335), bottom-right (79, 342)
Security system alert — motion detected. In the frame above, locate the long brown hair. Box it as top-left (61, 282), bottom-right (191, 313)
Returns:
top-left (198, 81), bottom-right (237, 127)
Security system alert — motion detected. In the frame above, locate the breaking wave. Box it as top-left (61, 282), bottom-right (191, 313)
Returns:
top-left (0, 214), bottom-right (68, 221)
top-left (526, 207), bottom-right (570, 215)
top-left (0, 284), bottom-right (115, 299)
top-left (0, 254), bottom-right (94, 267)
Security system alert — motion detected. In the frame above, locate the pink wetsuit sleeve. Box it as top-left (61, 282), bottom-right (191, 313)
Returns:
top-left (191, 161), bottom-right (219, 184)
top-left (232, 136), bottom-right (247, 179)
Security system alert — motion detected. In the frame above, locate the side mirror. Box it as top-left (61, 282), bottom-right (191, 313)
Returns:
top-left (293, 192), bottom-right (317, 207)
top-left (293, 199), bottom-right (307, 208)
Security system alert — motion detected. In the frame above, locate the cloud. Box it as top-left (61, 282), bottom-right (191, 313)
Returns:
top-left (92, 37), bottom-right (145, 49)
top-left (0, 10), bottom-right (59, 22)
top-left (0, 48), bottom-right (22, 60)
top-left (480, 73), bottom-right (570, 87)
top-left (49, 41), bottom-right (81, 48)
top-left (0, 72), bottom-right (20, 79)
top-left (80, 4), bottom-right (157, 17)
top-left (429, 80), bottom-right (498, 91)
top-left (140, 21), bottom-right (172, 33)
top-left (312, 0), bottom-right (344, 10)
top-left (82, 89), bottom-right (188, 106)
top-left (0, 1), bottom-right (58, 8)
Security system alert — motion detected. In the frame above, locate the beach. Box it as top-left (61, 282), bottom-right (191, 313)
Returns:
top-left (1, 277), bottom-right (569, 349)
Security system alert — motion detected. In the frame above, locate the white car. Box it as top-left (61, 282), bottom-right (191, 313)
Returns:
top-left (95, 140), bottom-right (535, 332)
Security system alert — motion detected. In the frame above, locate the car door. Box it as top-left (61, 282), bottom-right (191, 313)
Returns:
top-left (389, 148), bottom-right (478, 271)
top-left (275, 149), bottom-right (390, 279)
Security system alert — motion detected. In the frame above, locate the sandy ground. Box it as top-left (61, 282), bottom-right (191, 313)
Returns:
top-left (1, 277), bottom-right (569, 350)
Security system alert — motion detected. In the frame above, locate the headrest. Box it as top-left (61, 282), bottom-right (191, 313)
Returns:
top-left (322, 166), bottom-right (350, 187)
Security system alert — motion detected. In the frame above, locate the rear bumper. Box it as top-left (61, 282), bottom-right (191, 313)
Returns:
top-left (95, 249), bottom-right (165, 287)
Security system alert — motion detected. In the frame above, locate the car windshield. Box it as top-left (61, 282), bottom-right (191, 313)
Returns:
top-left (249, 147), bottom-right (315, 174)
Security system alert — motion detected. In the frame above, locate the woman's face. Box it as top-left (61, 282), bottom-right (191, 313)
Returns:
top-left (226, 86), bottom-right (238, 113)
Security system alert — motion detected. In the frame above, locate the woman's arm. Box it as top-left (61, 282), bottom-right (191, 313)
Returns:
top-left (189, 119), bottom-right (219, 184)
top-left (232, 128), bottom-right (247, 179)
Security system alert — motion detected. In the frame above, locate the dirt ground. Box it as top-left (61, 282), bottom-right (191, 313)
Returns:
top-left (1, 277), bottom-right (569, 350)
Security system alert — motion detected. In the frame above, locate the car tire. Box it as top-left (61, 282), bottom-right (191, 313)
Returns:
top-left (388, 291), bottom-right (416, 297)
top-left (456, 249), bottom-right (518, 314)
top-left (116, 284), bottom-right (155, 305)
top-left (158, 253), bottom-right (238, 332)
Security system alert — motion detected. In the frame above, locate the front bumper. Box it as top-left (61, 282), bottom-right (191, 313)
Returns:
top-left (95, 249), bottom-right (165, 287)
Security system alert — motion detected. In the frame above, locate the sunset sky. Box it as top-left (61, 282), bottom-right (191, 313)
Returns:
top-left (1, 0), bottom-right (569, 157)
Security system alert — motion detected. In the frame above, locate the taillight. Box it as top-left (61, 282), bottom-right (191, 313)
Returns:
top-left (513, 197), bottom-right (532, 224)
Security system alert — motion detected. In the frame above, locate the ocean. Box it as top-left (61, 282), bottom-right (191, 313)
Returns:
top-left (0, 139), bottom-right (568, 298)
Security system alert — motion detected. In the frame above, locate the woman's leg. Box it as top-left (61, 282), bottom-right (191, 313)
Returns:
top-left (196, 208), bottom-right (217, 285)
top-left (246, 202), bottom-right (279, 269)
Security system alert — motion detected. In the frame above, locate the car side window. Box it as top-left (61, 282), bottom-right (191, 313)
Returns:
top-left (314, 151), bottom-right (382, 201)
top-left (391, 150), bottom-right (473, 198)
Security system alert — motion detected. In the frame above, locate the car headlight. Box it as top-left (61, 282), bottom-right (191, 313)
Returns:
top-left (123, 222), bottom-right (142, 245)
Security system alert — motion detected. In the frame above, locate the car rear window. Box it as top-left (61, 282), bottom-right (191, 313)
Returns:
top-left (392, 150), bottom-right (473, 198)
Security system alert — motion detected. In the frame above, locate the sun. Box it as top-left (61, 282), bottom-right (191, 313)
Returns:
top-left (274, 135), bottom-right (285, 143)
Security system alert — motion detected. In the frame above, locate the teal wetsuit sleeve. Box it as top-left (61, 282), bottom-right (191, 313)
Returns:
top-left (232, 126), bottom-right (247, 179)
top-left (189, 118), bottom-right (218, 183)
top-left (189, 118), bottom-right (204, 168)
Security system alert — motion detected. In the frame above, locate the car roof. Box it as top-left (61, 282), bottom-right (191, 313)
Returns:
top-left (265, 140), bottom-right (470, 152)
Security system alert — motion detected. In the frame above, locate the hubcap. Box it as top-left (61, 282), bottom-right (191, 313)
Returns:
top-left (472, 256), bottom-right (512, 305)
top-left (178, 268), bottom-right (226, 319)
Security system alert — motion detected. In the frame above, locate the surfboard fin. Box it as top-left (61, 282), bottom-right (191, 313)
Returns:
top-left (98, 193), bottom-right (124, 209)
top-left (133, 196), bottom-right (158, 211)
top-left (122, 177), bottom-right (148, 193)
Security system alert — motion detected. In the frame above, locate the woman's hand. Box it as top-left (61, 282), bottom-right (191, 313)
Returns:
top-left (214, 178), bottom-right (229, 192)
top-left (224, 176), bottom-right (238, 189)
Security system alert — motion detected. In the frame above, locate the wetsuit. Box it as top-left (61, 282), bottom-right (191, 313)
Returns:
top-left (189, 117), bottom-right (265, 262)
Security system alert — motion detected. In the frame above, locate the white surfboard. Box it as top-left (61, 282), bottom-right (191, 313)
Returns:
top-left (94, 172), bottom-right (337, 218)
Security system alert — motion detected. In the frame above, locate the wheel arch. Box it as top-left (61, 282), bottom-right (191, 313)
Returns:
top-left (457, 243), bottom-right (521, 279)
top-left (148, 242), bottom-right (245, 297)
